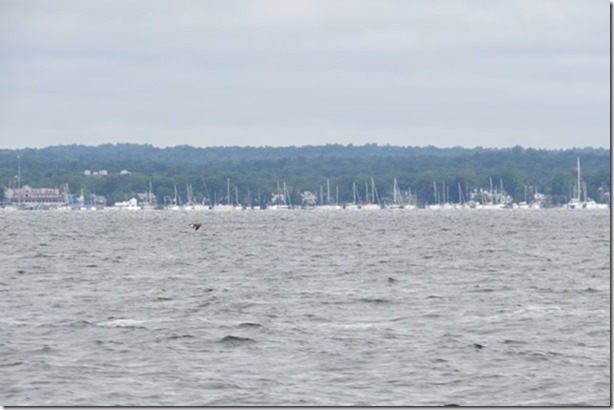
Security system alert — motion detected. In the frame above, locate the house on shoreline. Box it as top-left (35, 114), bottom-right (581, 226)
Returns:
top-left (4, 185), bottom-right (64, 206)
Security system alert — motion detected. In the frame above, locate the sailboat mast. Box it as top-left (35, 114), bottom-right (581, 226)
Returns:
top-left (393, 178), bottom-right (398, 204)
top-left (576, 157), bottom-right (582, 201)
top-left (17, 155), bottom-right (21, 204)
top-left (371, 178), bottom-right (375, 203)
top-left (227, 178), bottom-right (231, 206)
top-left (489, 177), bottom-right (493, 205)
top-left (283, 181), bottom-right (289, 206)
top-left (17, 155), bottom-right (21, 191)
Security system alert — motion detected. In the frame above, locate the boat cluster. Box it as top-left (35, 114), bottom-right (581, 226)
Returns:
top-left (2, 197), bottom-right (608, 212)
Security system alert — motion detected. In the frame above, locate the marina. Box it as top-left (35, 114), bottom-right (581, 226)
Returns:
top-left (1, 151), bottom-right (609, 212)
top-left (2, 159), bottom-right (609, 212)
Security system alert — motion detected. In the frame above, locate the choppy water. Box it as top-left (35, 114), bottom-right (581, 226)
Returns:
top-left (1, 209), bottom-right (610, 406)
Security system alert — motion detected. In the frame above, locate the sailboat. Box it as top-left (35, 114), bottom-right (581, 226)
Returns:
top-left (362, 178), bottom-right (381, 210)
top-left (566, 158), bottom-right (608, 209)
top-left (345, 182), bottom-right (362, 210)
top-left (427, 181), bottom-right (442, 210)
top-left (387, 178), bottom-right (405, 209)
top-left (316, 178), bottom-right (342, 211)
top-left (166, 184), bottom-right (181, 211)
top-left (214, 178), bottom-right (236, 211)
top-left (140, 181), bottom-right (157, 210)
top-left (269, 181), bottom-right (291, 210)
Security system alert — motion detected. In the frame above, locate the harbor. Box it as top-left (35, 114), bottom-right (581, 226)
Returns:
top-left (1, 151), bottom-right (609, 212)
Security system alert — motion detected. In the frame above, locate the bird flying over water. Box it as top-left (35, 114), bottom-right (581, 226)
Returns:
top-left (189, 223), bottom-right (202, 231)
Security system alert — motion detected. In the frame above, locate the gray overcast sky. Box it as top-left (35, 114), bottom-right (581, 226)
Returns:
top-left (0, 0), bottom-right (609, 149)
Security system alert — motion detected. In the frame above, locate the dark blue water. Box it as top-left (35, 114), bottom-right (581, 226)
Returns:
top-left (1, 209), bottom-right (610, 405)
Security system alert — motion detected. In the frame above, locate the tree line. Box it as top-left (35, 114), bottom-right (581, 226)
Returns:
top-left (0, 143), bottom-right (610, 206)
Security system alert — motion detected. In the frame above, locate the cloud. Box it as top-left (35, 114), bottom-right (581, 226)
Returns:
top-left (0, 0), bottom-right (608, 149)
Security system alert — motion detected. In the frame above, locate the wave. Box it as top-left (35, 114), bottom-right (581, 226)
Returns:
top-left (167, 334), bottom-right (195, 340)
top-left (238, 322), bottom-right (262, 328)
top-left (356, 297), bottom-right (392, 304)
top-left (218, 335), bottom-right (256, 345)
top-left (97, 318), bottom-right (149, 329)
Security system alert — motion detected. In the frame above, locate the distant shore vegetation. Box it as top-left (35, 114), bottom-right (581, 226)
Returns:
top-left (0, 143), bottom-right (610, 207)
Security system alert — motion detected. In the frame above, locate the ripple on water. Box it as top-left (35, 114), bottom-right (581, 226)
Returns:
top-left (0, 209), bottom-right (609, 406)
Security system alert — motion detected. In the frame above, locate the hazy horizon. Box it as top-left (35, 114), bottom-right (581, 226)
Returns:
top-left (0, 141), bottom-right (610, 152)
